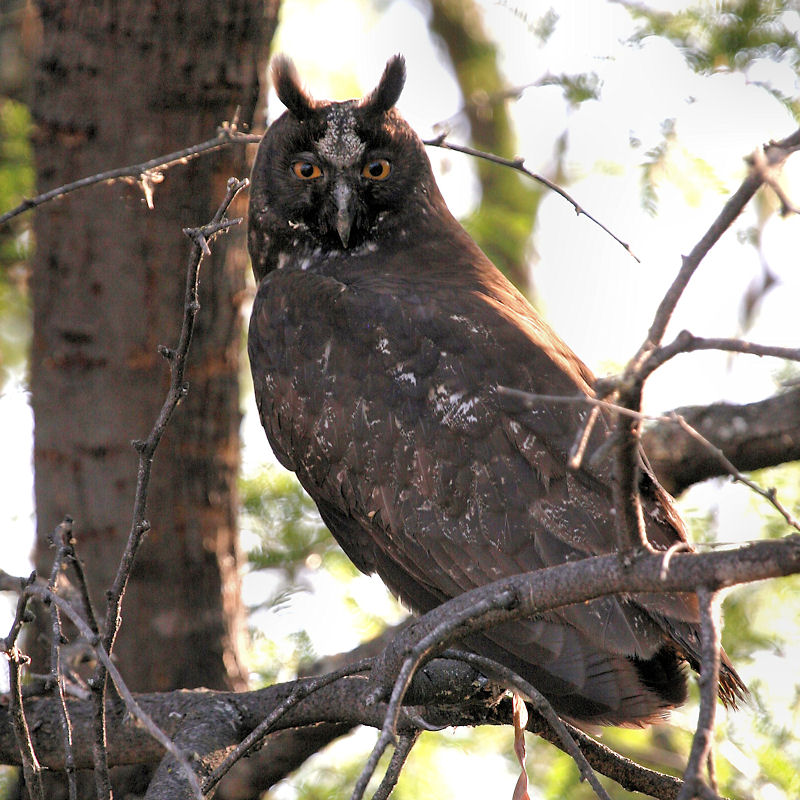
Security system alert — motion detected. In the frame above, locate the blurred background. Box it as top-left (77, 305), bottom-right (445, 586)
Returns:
top-left (1, 1), bottom-right (799, 798)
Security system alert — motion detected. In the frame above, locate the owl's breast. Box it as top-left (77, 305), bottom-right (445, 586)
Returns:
top-left (248, 268), bottom-right (511, 531)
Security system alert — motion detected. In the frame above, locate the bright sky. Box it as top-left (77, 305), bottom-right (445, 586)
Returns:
top-left (1, 5), bottom-right (799, 787)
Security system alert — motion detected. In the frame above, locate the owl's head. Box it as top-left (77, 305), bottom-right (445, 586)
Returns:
top-left (248, 55), bottom-right (445, 282)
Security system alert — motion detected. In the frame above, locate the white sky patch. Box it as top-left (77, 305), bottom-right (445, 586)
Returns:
top-left (0, 382), bottom-right (35, 694)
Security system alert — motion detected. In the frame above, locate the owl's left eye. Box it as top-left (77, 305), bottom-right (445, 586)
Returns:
top-left (292, 161), bottom-right (323, 180)
top-left (362, 159), bottom-right (392, 181)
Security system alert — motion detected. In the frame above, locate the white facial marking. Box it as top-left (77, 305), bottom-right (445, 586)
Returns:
top-left (317, 104), bottom-right (366, 168)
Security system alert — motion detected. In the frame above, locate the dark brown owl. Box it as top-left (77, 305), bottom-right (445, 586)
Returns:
top-left (247, 55), bottom-right (746, 725)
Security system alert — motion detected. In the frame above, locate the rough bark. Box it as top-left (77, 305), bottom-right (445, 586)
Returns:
top-left (4, 539), bottom-right (800, 799)
top-left (643, 387), bottom-right (800, 496)
top-left (27, 0), bottom-right (278, 793)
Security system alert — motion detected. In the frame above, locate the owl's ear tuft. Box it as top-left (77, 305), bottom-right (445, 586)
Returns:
top-left (272, 55), bottom-right (315, 120)
top-left (361, 55), bottom-right (406, 114)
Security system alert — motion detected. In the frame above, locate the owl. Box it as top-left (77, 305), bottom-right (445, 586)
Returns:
top-left (247, 55), bottom-right (745, 726)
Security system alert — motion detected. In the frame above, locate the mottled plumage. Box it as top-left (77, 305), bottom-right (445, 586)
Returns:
top-left (247, 55), bottom-right (746, 725)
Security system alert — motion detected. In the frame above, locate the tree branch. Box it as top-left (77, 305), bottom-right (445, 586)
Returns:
top-left (643, 387), bottom-right (800, 495)
top-left (423, 133), bottom-right (640, 261)
top-left (13, 527), bottom-right (796, 799)
top-left (677, 588), bottom-right (721, 800)
top-left (0, 121), bottom-right (259, 227)
top-left (607, 127), bottom-right (800, 551)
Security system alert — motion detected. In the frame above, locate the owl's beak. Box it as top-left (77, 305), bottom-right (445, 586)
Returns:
top-left (333, 179), bottom-right (355, 248)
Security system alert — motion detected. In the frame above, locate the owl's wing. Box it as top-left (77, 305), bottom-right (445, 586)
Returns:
top-left (248, 263), bottom-right (742, 724)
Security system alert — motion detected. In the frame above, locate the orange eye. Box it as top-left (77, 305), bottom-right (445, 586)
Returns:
top-left (292, 161), bottom-right (322, 180)
top-left (362, 159), bottom-right (392, 181)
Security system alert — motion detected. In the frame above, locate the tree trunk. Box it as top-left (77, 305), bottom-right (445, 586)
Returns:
top-left (429, 0), bottom-right (542, 293)
top-left (28, 0), bottom-right (278, 792)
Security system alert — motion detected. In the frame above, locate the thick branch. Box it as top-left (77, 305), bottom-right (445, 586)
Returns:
top-left (0, 671), bottom-right (688, 800)
top-left (3, 540), bottom-right (798, 798)
top-left (643, 387), bottom-right (800, 495)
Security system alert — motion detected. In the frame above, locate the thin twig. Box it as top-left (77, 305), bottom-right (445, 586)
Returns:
top-left (47, 518), bottom-right (78, 800)
top-left (750, 145), bottom-right (800, 216)
top-left (97, 177), bottom-right (247, 664)
top-left (677, 588), bottom-right (721, 800)
top-left (201, 658), bottom-right (374, 794)
top-left (0, 121), bottom-right (260, 227)
top-left (607, 127), bottom-right (800, 552)
top-left (8, 645), bottom-right (44, 800)
top-left (670, 413), bottom-right (800, 533)
top-left (1, 572), bottom-right (36, 653)
top-left (442, 651), bottom-right (612, 800)
top-left (642, 128), bottom-right (800, 356)
top-left (640, 331), bottom-right (800, 383)
top-left (423, 133), bottom-right (640, 261)
top-left (353, 592), bottom-right (519, 800)
top-left (83, 176), bottom-right (248, 798)
top-left (24, 582), bottom-right (205, 799)
top-left (568, 404), bottom-right (601, 470)
top-left (3, 575), bottom-right (44, 800)
top-left (63, 531), bottom-right (101, 640)
top-left (498, 384), bottom-right (800, 534)
top-left (370, 731), bottom-right (420, 800)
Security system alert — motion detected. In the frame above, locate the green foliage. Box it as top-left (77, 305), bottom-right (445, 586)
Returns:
top-left (626, 0), bottom-right (800, 116)
top-left (430, 0), bottom-right (543, 291)
top-left (0, 100), bottom-right (33, 213)
top-left (497, 3), bottom-right (559, 44)
top-left (748, 462), bottom-right (800, 540)
top-left (538, 71), bottom-right (603, 106)
top-left (0, 768), bottom-right (18, 800)
top-left (241, 464), bottom-right (401, 687)
top-left (772, 359), bottom-right (800, 388)
top-left (242, 467), bottom-right (337, 581)
top-left (0, 98), bottom-right (33, 388)
top-left (639, 117), bottom-right (727, 215)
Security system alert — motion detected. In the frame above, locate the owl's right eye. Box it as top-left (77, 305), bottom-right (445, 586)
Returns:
top-left (292, 161), bottom-right (323, 180)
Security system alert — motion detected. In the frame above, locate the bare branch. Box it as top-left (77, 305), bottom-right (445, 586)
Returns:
top-left (9, 524), bottom-right (796, 798)
top-left (442, 650), bottom-right (612, 800)
top-left (669, 414), bottom-right (800, 532)
top-left (2, 577), bottom-right (44, 800)
top-left (750, 144), bottom-right (800, 216)
top-left (677, 588), bottom-right (721, 800)
top-left (371, 731), bottom-right (420, 800)
top-left (77, 176), bottom-right (248, 800)
top-left (640, 330), bottom-right (800, 383)
top-left (642, 128), bottom-right (800, 354)
top-left (643, 388), bottom-right (800, 495)
top-left (604, 127), bottom-right (800, 552)
top-left (23, 582), bottom-right (204, 799)
top-left (423, 133), bottom-right (640, 261)
top-left (0, 122), bottom-right (260, 227)
top-left (200, 658), bottom-right (373, 795)
top-left (46, 518), bottom-right (79, 800)
top-left (98, 177), bottom-right (248, 670)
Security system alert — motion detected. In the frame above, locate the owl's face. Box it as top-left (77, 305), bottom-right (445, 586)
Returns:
top-left (248, 56), bottom-right (444, 282)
